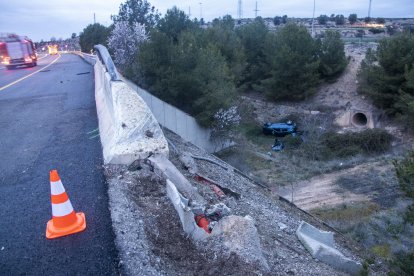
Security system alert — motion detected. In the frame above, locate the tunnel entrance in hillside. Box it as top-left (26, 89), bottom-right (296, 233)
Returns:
top-left (352, 112), bottom-right (368, 127)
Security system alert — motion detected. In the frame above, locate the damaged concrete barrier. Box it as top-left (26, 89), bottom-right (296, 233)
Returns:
top-left (166, 179), bottom-right (269, 271)
top-left (166, 179), bottom-right (210, 240)
top-left (296, 221), bottom-right (362, 275)
top-left (94, 45), bottom-right (168, 164)
top-left (150, 155), bottom-right (205, 204)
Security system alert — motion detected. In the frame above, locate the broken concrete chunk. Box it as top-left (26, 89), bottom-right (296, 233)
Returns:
top-left (278, 222), bottom-right (287, 231)
top-left (296, 221), bottom-right (362, 275)
top-left (179, 153), bottom-right (198, 174)
top-left (205, 203), bottom-right (231, 219)
top-left (209, 215), bottom-right (270, 271)
top-left (150, 155), bottom-right (206, 204)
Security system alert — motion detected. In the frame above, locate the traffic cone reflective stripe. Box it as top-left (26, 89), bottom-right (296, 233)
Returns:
top-left (46, 170), bottom-right (86, 239)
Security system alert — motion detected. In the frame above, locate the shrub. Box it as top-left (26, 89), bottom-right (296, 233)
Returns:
top-left (403, 204), bottom-right (414, 225)
top-left (389, 252), bottom-right (414, 276)
top-left (322, 129), bottom-right (392, 158)
top-left (372, 244), bottom-right (391, 259)
top-left (394, 151), bottom-right (414, 198)
top-left (369, 28), bottom-right (385, 34)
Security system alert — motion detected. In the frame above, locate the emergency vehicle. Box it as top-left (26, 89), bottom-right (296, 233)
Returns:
top-left (0, 33), bottom-right (37, 69)
top-left (48, 45), bottom-right (58, 55)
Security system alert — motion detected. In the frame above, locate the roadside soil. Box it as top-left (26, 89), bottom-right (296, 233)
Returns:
top-left (277, 161), bottom-right (400, 211)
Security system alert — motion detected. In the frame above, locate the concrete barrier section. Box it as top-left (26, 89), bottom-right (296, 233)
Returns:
top-left (296, 221), bottom-right (362, 275)
top-left (73, 51), bottom-right (96, 66)
top-left (122, 78), bottom-right (228, 153)
top-left (94, 59), bottom-right (168, 164)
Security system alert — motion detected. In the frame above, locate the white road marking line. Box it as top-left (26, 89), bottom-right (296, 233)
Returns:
top-left (0, 54), bottom-right (61, 92)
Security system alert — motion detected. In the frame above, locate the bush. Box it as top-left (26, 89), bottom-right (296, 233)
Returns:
top-left (394, 151), bottom-right (414, 198)
top-left (390, 252), bottom-right (414, 276)
top-left (322, 129), bottom-right (392, 158)
top-left (369, 28), bottom-right (385, 34)
top-left (403, 204), bottom-right (414, 225)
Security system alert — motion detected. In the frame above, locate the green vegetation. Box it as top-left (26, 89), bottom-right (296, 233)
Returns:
top-left (317, 30), bottom-right (348, 81)
top-left (335, 14), bottom-right (345, 25)
top-left (110, 0), bottom-right (160, 28)
top-left (236, 17), bottom-right (268, 89)
top-left (358, 33), bottom-right (414, 128)
top-left (368, 28), bottom-right (385, 34)
top-left (394, 151), bottom-right (414, 225)
top-left (134, 10), bottom-right (236, 127)
top-left (80, 1), bottom-right (347, 127)
top-left (348, 14), bottom-right (357, 25)
top-left (322, 129), bottom-right (392, 158)
top-left (318, 15), bottom-right (329, 25)
top-left (79, 23), bottom-right (110, 53)
top-left (261, 23), bottom-right (320, 100)
top-left (313, 202), bottom-right (380, 228)
top-left (390, 252), bottom-right (414, 276)
top-left (372, 244), bottom-right (391, 259)
top-left (394, 151), bottom-right (414, 199)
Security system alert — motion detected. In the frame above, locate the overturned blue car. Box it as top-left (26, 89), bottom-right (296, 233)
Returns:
top-left (262, 121), bottom-right (297, 137)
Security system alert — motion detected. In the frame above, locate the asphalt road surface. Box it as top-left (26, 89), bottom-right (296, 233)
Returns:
top-left (0, 54), bottom-right (119, 275)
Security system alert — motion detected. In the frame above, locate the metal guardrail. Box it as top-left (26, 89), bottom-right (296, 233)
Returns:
top-left (93, 44), bottom-right (121, 81)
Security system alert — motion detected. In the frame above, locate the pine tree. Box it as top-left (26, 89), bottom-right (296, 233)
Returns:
top-left (318, 30), bottom-right (347, 81)
top-left (261, 23), bottom-right (320, 101)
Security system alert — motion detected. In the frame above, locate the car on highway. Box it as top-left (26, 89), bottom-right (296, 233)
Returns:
top-left (262, 121), bottom-right (297, 136)
top-left (0, 33), bottom-right (37, 69)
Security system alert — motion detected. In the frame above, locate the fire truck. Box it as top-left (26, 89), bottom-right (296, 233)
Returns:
top-left (0, 33), bottom-right (37, 69)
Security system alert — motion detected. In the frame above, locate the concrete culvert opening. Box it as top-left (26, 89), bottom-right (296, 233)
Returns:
top-left (352, 112), bottom-right (368, 127)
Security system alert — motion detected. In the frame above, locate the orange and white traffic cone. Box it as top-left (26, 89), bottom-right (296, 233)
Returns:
top-left (46, 170), bottom-right (86, 239)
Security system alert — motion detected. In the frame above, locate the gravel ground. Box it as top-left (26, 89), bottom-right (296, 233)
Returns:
top-left (104, 128), bottom-right (388, 275)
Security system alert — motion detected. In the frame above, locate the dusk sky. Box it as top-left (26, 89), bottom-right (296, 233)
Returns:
top-left (1, 0), bottom-right (413, 42)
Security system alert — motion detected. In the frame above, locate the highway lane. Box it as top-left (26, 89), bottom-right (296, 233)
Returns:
top-left (0, 54), bottom-right (119, 275)
top-left (0, 54), bottom-right (52, 88)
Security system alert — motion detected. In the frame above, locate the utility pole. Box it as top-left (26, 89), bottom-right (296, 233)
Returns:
top-left (254, 1), bottom-right (260, 18)
top-left (237, 0), bottom-right (243, 20)
top-left (368, 0), bottom-right (372, 18)
top-left (94, 13), bottom-right (96, 24)
top-left (199, 2), bottom-right (203, 19)
top-left (311, 0), bottom-right (316, 38)
top-left (188, 6), bottom-right (191, 18)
